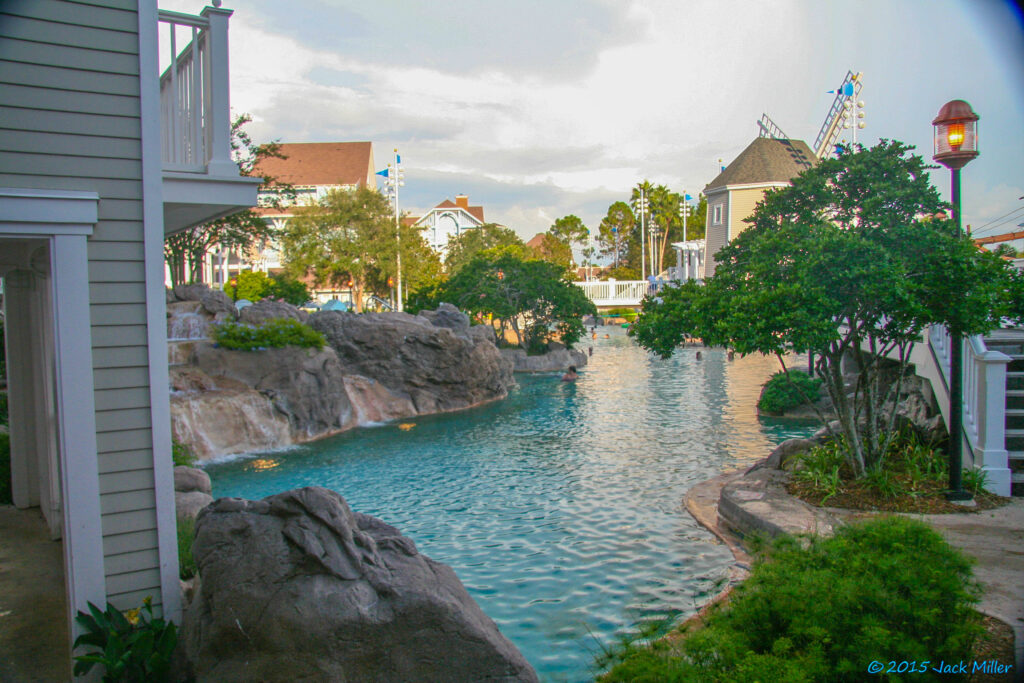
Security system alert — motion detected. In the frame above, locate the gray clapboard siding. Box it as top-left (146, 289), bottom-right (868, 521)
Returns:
top-left (0, 84), bottom-right (138, 118)
top-left (93, 367), bottom-right (150, 392)
top-left (100, 487), bottom-right (156, 514)
top-left (0, 106), bottom-right (140, 139)
top-left (0, 13), bottom-right (138, 54)
top-left (90, 281), bottom-right (147, 304)
top-left (90, 219), bottom-right (145, 240)
top-left (110, 588), bottom-right (163, 612)
top-left (0, 129), bottom-right (142, 160)
top-left (92, 325), bottom-right (149, 348)
top-left (97, 428), bottom-right (154, 454)
top-left (0, 39), bottom-right (139, 76)
top-left (90, 304), bottom-right (149, 328)
top-left (98, 449), bottom-right (155, 475)
top-left (101, 507), bottom-right (157, 537)
top-left (95, 404), bottom-right (151, 430)
top-left (0, 149), bottom-right (141, 179)
top-left (102, 528), bottom-right (157, 557)
top-left (88, 260), bottom-right (147, 283)
top-left (0, 172), bottom-right (142, 200)
top-left (0, 61), bottom-right (139, 96)
top-left (88, 241), bottom-right (145, 262)
top-left (103, 549), bottom-right (161, 578)
top-left (98, 201), bottom-right (144, 221)
top-left (2, 0), bottom-right (137, 33)
top-left (94, 386), bottom-right (152, 412)
top-left (105, 567), bottom-right (162, 595)
top-left (67, 0), bottom-right (140, 14)
top-left (93, 346), bottom-right (150, 369)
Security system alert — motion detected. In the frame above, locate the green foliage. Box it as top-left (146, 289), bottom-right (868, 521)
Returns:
top-left (171, 439), bottom-right (197, 468)
top-left (445, 224), bottom-right (525, 275)
top-left (529, 233), bottom-right (575, 274)
top-left (410, 251), bottom-right (596, 349)
top-left (177, 517), bottom-right (196, 581)
top-left (212, 318), bottom-right (325, 351)
top-left (598, 201), bottom-right (635, 268)
top-left (631, 141), bottom-right (1024, 478)
top-left (601, 265), bottom-right (640, 281)
top-left (0, 391), bottom-right (7, 425)
top-left (0, 432), bottom-right (10, 505)
top-left (792, 438), bottom-right (847, 503)
top-left (961, 466), bottom-right (990, 498)
top-left (73, 598), bottom-right (178, 683)
top-left (758, 370), bottom-right (822, 414)
top-left (600, 517), bottom-right (981, 682)
top-left (991, 243), bottom-right (1018, 259)
top-left (224, 271), bottom-right (311, 306)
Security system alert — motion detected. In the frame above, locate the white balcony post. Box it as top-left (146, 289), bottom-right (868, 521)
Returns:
top-left (974, 348), bottom-right (1012, 496)
top-left (200, 5), bottom-right (237, 176)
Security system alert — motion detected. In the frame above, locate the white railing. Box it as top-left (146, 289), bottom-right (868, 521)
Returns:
top-left (158, 6), bottom-right (236, 176)
top-left (927, 326), bottom-right (1012, 496)
top-left (575, 280), bottom-right (648, 307)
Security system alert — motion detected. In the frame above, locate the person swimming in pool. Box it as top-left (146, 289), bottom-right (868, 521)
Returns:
top-left (561, 366), bottom-right (578, 381)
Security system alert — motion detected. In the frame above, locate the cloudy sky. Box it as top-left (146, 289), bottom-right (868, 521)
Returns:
top-left (162, 0), bottom-right (1024, 243)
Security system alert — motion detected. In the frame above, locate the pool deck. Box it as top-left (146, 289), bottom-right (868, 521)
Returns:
top-left (685, 466), bottom-right (1024, 680)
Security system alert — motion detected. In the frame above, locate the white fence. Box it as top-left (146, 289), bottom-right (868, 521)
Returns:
top-left (575, 280), bottom-right (648, 307)
top-left (158, 7), bottom-right (234, 175)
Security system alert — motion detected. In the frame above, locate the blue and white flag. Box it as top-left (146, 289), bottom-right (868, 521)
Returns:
top-left (376, 168), bottom-right (389, 178)
top-left (684, 193), bottom-right (693, 201)
top-left (396, 154), bottom-right (401, 165)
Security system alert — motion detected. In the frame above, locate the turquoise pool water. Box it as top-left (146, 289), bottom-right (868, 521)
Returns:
top-left (205, 329), bottom-right (817, 681)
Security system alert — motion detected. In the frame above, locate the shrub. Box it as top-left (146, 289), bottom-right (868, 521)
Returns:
top-left (268, 273), bottom-right (312, 307)
top-left (73, 597), bottom-right (177, 682)
top-left (224, 270), bottom-right (312, 307)
top-left (0, 432), bottom-right (10, 505)
top-left (211, 317), bottom-right (325, 351)
top-left (171, 439), bottom-right (196, 468)
top-left (177, 516), bottom-right (196, 580)
top-left (758, 369), bottom-right (822, 414)
top-left (601, 517), bottom-right (982, 682)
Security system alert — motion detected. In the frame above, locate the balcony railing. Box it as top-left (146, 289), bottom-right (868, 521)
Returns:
top-left (575, 280), bottom-right (649, 307)
top-left (158, 5), bottom-right (236, 176)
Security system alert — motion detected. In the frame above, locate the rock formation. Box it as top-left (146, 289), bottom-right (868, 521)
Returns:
top-left (174, 466), bottom-right (213, 523)
top-left (501, 347), bottom-right (588, 373)
top-left (309, 308), bottom-right (514, 416)
top-left (182, 487), bottom-right (538, 682)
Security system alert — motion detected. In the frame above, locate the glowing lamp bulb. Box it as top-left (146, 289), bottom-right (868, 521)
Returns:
top-left (947, 123), bottom-right (965, 149)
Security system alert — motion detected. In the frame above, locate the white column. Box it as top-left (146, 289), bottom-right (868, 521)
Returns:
top-left (3, 270), bottom-right (40, 509)
top-left (974, 350), bottom-right (1012, 496)
top-left (200, 6), bottom-right (237, 176)
top-left (49, 234), bottom-right (107, 639)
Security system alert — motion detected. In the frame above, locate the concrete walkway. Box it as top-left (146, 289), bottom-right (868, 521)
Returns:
top-left (685, 466), bottom-right (1024, 681)
top-left (0, 506), bottom-right (69, 683)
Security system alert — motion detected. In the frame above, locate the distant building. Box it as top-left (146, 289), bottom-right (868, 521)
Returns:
top-left (702, 137), bottom-right (816, 277)
top-left (409, 195), bottom-right (486, 256)
top-left (206, 142), bottom-right (376, 301)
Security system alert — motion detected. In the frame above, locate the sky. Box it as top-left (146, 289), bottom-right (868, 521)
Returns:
top-left (161, 0), bottom-right (1024, 244)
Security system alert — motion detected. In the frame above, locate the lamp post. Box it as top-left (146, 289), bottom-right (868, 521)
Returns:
top-left (637, 186), bottom-right (649, 281)
top-left (932, 99), bottom-right (980, 501)
top-left (384, 149), bottom-right (405, 311)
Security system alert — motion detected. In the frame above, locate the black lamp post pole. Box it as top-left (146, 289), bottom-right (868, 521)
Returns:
top-left (947, 167), bottom-right (969, 500)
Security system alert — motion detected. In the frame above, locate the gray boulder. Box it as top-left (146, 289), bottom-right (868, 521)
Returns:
top-left (199, 289), bottom-right (237, 319)
top-left (759, 438), bottom-right (819, 471)
top-left (238, 298), bottom-right (308, 325)
top-left (182, 487), bottom-right (538, 682)
top-left (171, 283), bottom-right (212, 303)
top-left (309, 310), bottom-right (514, 415)
top-left (416, 302), bottom-right (470, 331)
top-left (192, 343), bottom-right (355, 439)
top-left (175, 490), bottom-right (213, 524)
top-left (174, 466), bottom-right (212, 496)
top-left (501, 347), bottom-right (587, 373)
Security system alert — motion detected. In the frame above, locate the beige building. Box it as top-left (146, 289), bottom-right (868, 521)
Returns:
top-left (702, 137), bottom-right (816, 277)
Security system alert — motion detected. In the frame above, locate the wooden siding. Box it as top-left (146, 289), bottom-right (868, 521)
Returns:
top-left (703, 193), bottom-right (729, 277)
top-left (728, 187), bottom-right (771, 242)
top-left (0, 0), bottom-right (165, 609)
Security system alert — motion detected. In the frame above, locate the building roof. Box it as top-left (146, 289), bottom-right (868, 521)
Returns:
top-left (704, 138), bottom-right (816, 193)
top-left (254, 142), bottom-right (374, 188)
top-left (409, 195), bottom-right (485, 226)
top-left (525, 233), bottom-right (546, 250)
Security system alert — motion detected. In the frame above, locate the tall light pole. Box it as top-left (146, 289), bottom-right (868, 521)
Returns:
top-left (932, 99), bottom-right (979, 501)
top-left (637, 186), bottom-right (649, 281)
top-left (384, 149), bottom-right (405, 311)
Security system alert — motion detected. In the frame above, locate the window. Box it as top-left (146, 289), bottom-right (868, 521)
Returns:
top-left (712, 203), bottom-right (723, 225)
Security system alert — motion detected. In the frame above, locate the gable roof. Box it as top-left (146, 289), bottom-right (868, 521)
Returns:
top-left (704, 138), bottom-right (816, 192)
top-left (409, 197), bottom-right (486, 226)
top-left (254, 142), bottom-right (374, 187)
top-left (525, 233), bottom-right (546, 249)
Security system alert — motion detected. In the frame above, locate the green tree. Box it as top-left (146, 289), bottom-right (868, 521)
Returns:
top-left (598, 201), bottom-right (635, 268)
top-left (991, 243), bottom-right (1018, 259)
top-left (410, 252), bottom-right (596, 351)
top-left (164, 114), bottom-right (292, 287)
top-left (631, 140), bottom-right (1022, 477)
top-left (529, 233), bottom-right (575, 274)
top-left (445, 223), bottom-right (524, 274)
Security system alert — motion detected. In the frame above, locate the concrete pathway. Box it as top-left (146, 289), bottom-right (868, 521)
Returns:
top-left (0, 505), bottom-right (69, 683)
top-left (685, 467), bottom-right (1024, 681)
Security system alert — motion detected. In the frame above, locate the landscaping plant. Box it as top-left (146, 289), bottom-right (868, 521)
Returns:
top-left (211, 317), bottom-right (325, 351)
top-left (599, 517), bottom-right (982, 682)
top-left (73, 597), bottom-right (177, 682)
top-left (758, 369), bottom-right (822, 414)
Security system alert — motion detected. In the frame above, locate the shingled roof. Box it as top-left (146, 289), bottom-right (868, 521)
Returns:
top-left (254, 142), bottom-right (374, 187)
top-left (704, 138), bottom-right (816, 193)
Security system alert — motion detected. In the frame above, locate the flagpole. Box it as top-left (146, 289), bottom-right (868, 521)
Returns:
top-left (394, 149), bottom-right (403, 312)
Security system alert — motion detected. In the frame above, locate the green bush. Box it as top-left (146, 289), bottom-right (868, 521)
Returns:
top-left (73, 597), bottom-right (177, 682)
top-left (758, 369), bottom-right (822, 414)
top-left (0, 432), bottom-right (10, 505)
top-left (177, 516), bottom-right (196, 580)
top-left (211, 317), bottom-right (325, 351)
top-left (171, 439), bottom-right (196, 468)
top-left (601, 517), bottom-right (982, 682)
top-left (224, 270), bottom-right (311, 307)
